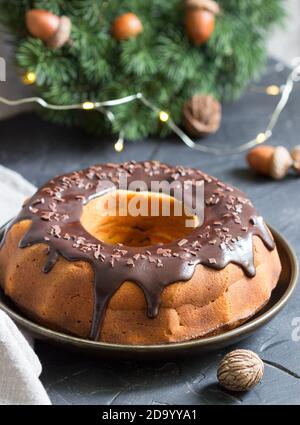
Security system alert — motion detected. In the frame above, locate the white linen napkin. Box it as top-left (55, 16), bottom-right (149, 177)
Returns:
top-left (0, 165), bottom-right (51, 405)
top-left (0, 311), bottom-right (51, 405)
top-left (0, 165), bottom-right (36, 226)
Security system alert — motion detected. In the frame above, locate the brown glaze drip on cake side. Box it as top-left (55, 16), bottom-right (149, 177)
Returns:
top-left (0, 161), bottom-right (275, 340)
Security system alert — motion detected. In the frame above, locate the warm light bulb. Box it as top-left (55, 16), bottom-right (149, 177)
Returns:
top-left (266, 85), bottom-right (280, 96)
top-left (114, 139), bottom-right (124, 152)
top-left (256, 133), bottom-right (267, 144)
top-left (159, 110), bottom-right (169, 122)
top-left (82, 101), bottom-right (95, 110)
top-left (22, 71), bottom-right (36, 85)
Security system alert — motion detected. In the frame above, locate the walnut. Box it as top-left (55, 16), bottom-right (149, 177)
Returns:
top-left (182, 94), bottom-right (221, 137)
top-left (217, 349), bottom-right (264, 392)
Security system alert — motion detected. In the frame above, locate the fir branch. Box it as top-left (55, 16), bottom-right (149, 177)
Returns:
top-left (0, 0), bottom-right (285, 140)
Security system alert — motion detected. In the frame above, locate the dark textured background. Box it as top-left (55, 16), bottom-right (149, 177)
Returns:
top-left (0, 61), bottom-right (299, 405)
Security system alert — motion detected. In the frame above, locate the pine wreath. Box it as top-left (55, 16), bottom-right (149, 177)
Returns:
top-left (0, 0), bottom-right (284, 140)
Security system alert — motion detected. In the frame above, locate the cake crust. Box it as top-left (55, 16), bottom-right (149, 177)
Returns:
top-left (0, 220), bottom-right (281, 344)
top-left (0, 162), bottom-right (282, 344)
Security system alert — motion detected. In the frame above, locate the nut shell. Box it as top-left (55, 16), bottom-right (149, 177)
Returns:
top-left (217, 349), bottom-right (264, 392)
top-left (182, 94), bottom-right (221, 137)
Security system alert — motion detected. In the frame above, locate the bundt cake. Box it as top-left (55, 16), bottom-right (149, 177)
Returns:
top-left (0, 161), bottom-right (281, 344)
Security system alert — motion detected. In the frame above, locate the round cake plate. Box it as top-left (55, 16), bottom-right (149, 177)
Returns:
top-left (0, 223), bottom-right (298, 359)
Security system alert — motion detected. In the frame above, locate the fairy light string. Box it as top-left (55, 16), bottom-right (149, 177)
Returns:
top-left (0, 59), bottom-right (300, 154)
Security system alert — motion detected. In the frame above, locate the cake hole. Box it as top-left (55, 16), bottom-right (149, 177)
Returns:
top-left (80, 190), bottom-right (199, 247)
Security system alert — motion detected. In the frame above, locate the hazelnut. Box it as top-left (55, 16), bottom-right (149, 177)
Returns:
top-left (217, 349), bottom-right (264, 392)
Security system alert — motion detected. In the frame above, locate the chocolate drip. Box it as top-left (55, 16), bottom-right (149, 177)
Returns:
top-left (44, 247), bottom-right (59, 273)
top-left (1, 161), bottom-right (275, 340)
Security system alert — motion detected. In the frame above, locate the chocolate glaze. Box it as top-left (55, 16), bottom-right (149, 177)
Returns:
top-left (1, 161), bottom-right (275, 340)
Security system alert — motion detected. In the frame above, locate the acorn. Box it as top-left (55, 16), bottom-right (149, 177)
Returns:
top-left (184, 0), bottom-right (220, 46)
top-left (247, 145), bottom-right (293, 180)
top-left (112, 13), bottom-right (143, 41)
top-left (26, 9), bottom-right (71, 48)
top-left (290, 145), bottom-right (300, 162)
top-left (290, 145), bottom-right (300, 175)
